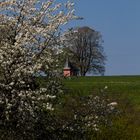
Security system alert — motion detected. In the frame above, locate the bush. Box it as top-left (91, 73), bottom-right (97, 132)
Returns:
top-left (50, 91), bottom-right (118, 139)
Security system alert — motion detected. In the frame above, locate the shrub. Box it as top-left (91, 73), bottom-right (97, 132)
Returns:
top-left (51, 91), bottom-right (118, 139)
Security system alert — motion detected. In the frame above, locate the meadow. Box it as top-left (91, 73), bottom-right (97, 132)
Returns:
top-left (64, 76), bottom-right (140, 108)
top-left (63, 76), bottom-right (140, 140)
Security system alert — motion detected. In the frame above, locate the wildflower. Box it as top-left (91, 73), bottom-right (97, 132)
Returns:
top-left (108, 102), bottom-right (118, 106)
top-left (104, 85), bottom-right (108, 89)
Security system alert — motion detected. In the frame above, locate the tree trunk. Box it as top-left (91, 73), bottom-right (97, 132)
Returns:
top-left (80, 69), bottom-right (86, 76)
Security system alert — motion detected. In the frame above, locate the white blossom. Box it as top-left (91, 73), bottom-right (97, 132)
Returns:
top-left (0, 0), bottom-right (76, 135)
top-left (108, 102), bottom-right (118, 106)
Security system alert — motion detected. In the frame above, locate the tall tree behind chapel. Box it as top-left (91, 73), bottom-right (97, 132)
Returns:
top-left (63, 26), bottom-right (106, 76)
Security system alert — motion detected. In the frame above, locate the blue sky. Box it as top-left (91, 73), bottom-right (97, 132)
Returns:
top-left (66, 0), bottom-right (140, 75)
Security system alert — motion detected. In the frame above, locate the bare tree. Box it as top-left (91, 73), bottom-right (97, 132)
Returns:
top-left (63, 26), bottom-right (106, 76)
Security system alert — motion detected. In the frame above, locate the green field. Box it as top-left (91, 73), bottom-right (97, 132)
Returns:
top-left (63, 76), bottom-right (140, 139)
top-left (64, 76), bottom-right (140, 109)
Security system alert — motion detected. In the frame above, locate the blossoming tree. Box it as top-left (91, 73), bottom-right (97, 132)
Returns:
top-left (0, 0), bottom-right (75, 138)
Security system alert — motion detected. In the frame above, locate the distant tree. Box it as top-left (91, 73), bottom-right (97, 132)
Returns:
top-left (63, 26), bottom-right (106, 76)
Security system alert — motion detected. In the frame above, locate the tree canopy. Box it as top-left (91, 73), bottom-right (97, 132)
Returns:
top-left (63, 26), bottom-right (106, 76)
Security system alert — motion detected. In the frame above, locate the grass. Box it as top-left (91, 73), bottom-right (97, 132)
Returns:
top-left (64, 76), bottom-right (140, 109)
top-left (63, 76), bottom-right (140, 140)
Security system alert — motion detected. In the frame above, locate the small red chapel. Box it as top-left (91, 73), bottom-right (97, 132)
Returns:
top-left (63, 58), bottom-right (73, 77)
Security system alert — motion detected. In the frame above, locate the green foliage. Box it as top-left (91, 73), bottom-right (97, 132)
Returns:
top-left (1, 75), bottom-right (140, 139)
top-left (33, 76), bottom-right (119, 140)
